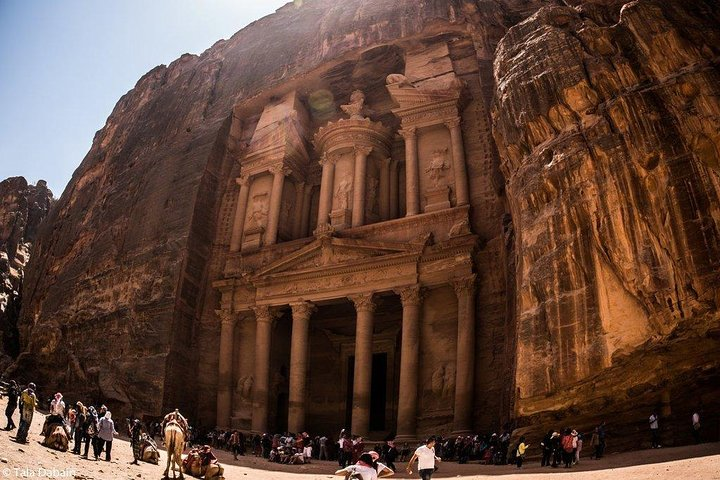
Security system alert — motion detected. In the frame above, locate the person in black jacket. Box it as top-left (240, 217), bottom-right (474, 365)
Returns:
top-left (540, 430), bottom-right (554, 467)
top-left (3, 380), bottom-right (20, 430)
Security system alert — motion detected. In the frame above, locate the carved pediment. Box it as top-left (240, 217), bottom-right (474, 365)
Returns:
top-left (254, 237), bottom-right (418, 278)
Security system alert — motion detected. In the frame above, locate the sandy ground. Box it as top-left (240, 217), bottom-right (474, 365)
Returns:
top-left (0, 397), bottom-right (719, 479)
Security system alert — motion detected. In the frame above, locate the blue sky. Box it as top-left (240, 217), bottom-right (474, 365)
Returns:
top-left (0, 0), bottom-right (290, 196)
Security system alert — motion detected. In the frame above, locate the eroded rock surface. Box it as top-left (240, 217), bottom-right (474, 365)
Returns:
top-left (0, 177), bottom-right (53, 371)
top-left (492, 0), bottom-right (720, 448)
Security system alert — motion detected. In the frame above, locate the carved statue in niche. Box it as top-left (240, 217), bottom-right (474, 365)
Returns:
top-left (366, 177), bottom-right (378, 214)
top-left (246, 193), bottom-right (268, 230)
top-left (431, 364), bottom-right (445, 395)
top-left (442, 363), bottom-right (455, 399)
top-left (425, 148), bottom-right (449, 188)
top-left (235, 375), bottom-right (254, 401)
top-left (333, 175), bottom-right (353, 211)
top-left (340, 90), bottom-right (366, 119)
top-left (281, 199), bottom-right (292, 223)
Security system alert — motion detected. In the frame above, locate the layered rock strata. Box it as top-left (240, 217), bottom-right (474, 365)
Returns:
top-left (493, 0), bottom-right (720, 448)
top-left (0, 177), bottom-right (53, 371)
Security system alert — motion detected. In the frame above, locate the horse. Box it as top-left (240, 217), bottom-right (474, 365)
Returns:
top-left (163, 420), bottom-right (185, 479)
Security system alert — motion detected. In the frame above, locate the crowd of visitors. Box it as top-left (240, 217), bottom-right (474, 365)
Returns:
top-left (0, 379), bottom-right (162, 465)
top-left (0, 378), bottom-right (708, 479)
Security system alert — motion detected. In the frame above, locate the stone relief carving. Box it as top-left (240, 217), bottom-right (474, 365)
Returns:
top-left (386, 73), bottom-right (412, 87)
top-left (425, 148), bottom-right (449, 188)
top-left (333, 175), bottom-right (353, 211)
top-left (246, 193), bottom-right (269, 230)
top-left (340, 90), bottom-right (366, 119)
top-left (366, 176), bottom-right (379, 215)
top-left (235, 375), bottom-right (254, 401)
top-left (448, 218), bottom-right (471, 237)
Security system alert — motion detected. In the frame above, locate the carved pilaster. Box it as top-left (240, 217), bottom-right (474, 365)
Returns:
top-left (399, 127), bottom-right (419, 216)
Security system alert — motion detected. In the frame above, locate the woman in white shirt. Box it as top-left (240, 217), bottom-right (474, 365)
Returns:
top-left (335, 453), bottom-right (379, 480)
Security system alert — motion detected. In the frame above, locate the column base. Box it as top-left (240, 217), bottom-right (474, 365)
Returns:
top-left (393, 434), bottom-right (418, 444)
top-left (450, 429), bottom-right (473, 437)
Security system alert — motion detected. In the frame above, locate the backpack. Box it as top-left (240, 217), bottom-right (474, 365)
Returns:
top-left (562, 435), bottom-right (574, 453)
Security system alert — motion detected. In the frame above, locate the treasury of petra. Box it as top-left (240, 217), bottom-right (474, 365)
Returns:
top-left (4, 0), bottom-right (719, 451)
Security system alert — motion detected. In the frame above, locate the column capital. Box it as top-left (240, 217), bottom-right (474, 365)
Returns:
top-left (252, 305), bottom-right (281, 324)
top-left (236, 174), bottom-right (251, 187)
top-left (269, 164), bottom-right (292, 177)
top-left (354, 145), bottom-right (373, 157)
top-left (380, 157), bottom-right (392, 168)
top-left (319, 152), bottom-right (337, 167)
top-left (349, 293), bottom-right (376, 313)
top-left (395, 285), bottom-right (425, 306)
top-left (452, 274), bottom-right (477, 297)
top-left (444, 117), bottom-right (462, 130)
top-left (290, 301), bottom-right (316, 320)
top-left (215, 309), bottom-right (237, 327)
top-left (398, 127), bottom-right (417, 140)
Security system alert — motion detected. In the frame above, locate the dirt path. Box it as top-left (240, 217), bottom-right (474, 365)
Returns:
top-left (0, 397), bottom-right (719, 479)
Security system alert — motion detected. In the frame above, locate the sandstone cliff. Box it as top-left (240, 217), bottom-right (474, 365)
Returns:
top-left (493, 0), bottom-right (720, 447)
top-left (6, 0), bottom-right (719, 449)
top-left (0, 177), bottom-right (53, 371)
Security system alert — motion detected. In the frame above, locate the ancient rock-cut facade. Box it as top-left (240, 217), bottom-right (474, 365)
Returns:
top-left (8, 0), bottom-right (720, 448)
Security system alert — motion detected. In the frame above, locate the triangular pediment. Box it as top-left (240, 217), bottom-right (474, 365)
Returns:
top-left (255, 237), bottom-right (419, 278)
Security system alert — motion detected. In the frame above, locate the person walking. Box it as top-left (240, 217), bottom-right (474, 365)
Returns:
top-left (128, 418), bottom-right (143, 465)
top-left (3, 380), bottom-right (19, 430)
top-left (15, 382), bottom-right (37, 443)
top-left (597, 421), bottom-right (606, 458)
top-left (574, 431), bottom-right (583, 464)
top-left (97, 411), bottom-right (118, 461)
top-left (649, 412), bottom-right (661, 448)
top-left (692, 412), bottom-right (701, 444)
top-left (516, 436), bottom-right (529, 468)
top-left (71, 403), bottom-right (87, 454)
top-left (384, 440), bottom-right (397, 472)
top-left (561, 428), bottom-right (574, 468)
top-left (406, 436), bottom-right (441, 480)
top-left (82, 406), bottom-right (99, 459)
top-left (540, 430), bottom-right (553, 466)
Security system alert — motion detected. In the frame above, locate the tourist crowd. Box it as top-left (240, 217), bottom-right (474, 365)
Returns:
top-left (0, 378), bottom-right (707, 480)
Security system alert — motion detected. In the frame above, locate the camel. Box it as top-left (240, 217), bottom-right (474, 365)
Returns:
top-left (163, 420), bottom-right (185, 480)
top-left (42, 424), bottom-right (69, 452)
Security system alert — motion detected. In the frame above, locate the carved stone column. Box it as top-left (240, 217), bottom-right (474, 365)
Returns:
top-left (288, 301), bottom-right (315, 433)
top-left (232, 312), bottom-right (255, 423)
top-left (266, 166), bottom-right (290, 245)
top-left (352, 146), bottom-right (372, 227)
top-left (216, 310), bottom-right (237, 429)
top-left (229, 175), bottom-right (251, 252)
top-left (395, 285), bottom-right (423, 442)
top-left (350, 293), bottom-right (376, 437)
top-left (452, 275), bottom-right (477, 435)
top-left (389, 159), bottom-right (399, 219)
top-left (300, 185), bottom-right (313, 238)
top-left (292, 182), bottom-right (306, 239)
top-left (445, 117), bottom-right (470, 206)
top-left (379, 157), bottom-right (391, 221)
top-left (316, 154), bottom-right (336, 229)
top-left (399, 128), bottom-right (419, 216)
top-left (251, 305), bottom-right (277, 433)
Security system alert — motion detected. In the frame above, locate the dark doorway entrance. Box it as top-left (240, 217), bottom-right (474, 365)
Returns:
top-left (345, 353), bottom-right (388, 432)
top-left (370, 353), bottom-right (387, 431)
top-left (276, 392), bottom-right (288, 433)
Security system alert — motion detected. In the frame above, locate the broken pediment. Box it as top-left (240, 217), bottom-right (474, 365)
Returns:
top-left (254, 236), bottom-right (418, 278)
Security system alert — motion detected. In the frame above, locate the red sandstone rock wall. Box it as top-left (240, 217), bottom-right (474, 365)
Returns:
top-left (0, 177), bottom-right (53, 371)
top-left (492, 0), bottom-right (720, 447)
